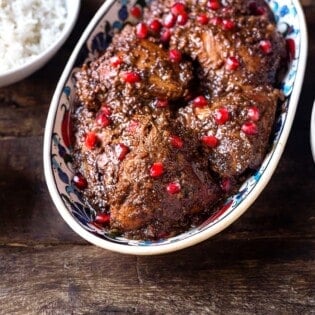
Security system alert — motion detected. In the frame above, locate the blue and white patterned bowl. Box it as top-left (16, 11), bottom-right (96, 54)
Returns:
top-left (44, 0), bottom-right (307, 255)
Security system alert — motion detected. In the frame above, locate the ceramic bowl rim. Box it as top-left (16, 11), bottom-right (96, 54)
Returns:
top-left (44, 0), bottom-right (308, 255)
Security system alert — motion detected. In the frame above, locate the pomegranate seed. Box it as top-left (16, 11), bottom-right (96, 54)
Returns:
top-left (209, 16), bottom-right (222, 26)
top-left (259, 40), bottom-right (272, 54)
top-left (197, 13), bottom-right (209, 25)
top-left (136, 22), bottom-right (148, 39)
top-left (241, 122), bottom-right (258, 135)
top-left (127, 120), bottom-right (140, 133)
top-left (149, 19), bottom-right (162, 33)
top-left (177, 12), bottom-right (189, 25)
top-left (170, 135), bottom-right (184, 149)
top-left (116, 143), bottom-right (130, 161)
top-left (221, 177), bottom-right (231, 192)
top-left (164, 13), bottom-right (177, 28)
top-left (85, 132), bottom-right (98, 149)
top-left (171, 2), bottom-right (186, 16)
top-left (100, 105), bottom-right (111, 117)
top-left (73, 173), bottom-right (88, 190)
top-left (96, 112), bottom-right (111, 128)
top-left (208, 0), bottom-right (221, 10)
top-left (166, 182), bottom-right (181, 194)
top-left (214, 107), bottom-right (229, 124)
top-left (248, 2), bottom-right (266, 15)
top-left (225, 56), bottom-right (240, 71)
top-left (130, 6), bottom-right (142, 19)
top-left (222, 19), bottom-right (235, 30)
top-left (256, 6), bottom-right (266, 15)
top-left (110, 55), bottom-right (122, 67)
top-left (193, 95), bottom-right (208, 108)
top-left (247, 106), bottom-right (260, 121)
top-left (123, 72), bottom-right (141, 84)
top-left (156, 99), bottom-right (169, 108)
top-left (286, 39), bottom-right (295, 60)
top-left (150, 162), bottom-right (165, 178)
top-left (160, 29), bottom-right (172, 43)
top-left (95, 213), bottom-right (110, 225)
top-left (201, 135), bottom-right (219, 148)
top-left (169, 49), bottom-right (182, 62)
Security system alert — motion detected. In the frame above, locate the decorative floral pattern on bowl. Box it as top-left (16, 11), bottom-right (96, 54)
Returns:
top-left (44, 0), bottom-right (307, 254)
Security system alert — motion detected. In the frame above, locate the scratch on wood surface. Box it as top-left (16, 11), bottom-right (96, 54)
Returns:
top-left (0, 243), bottom-right (29, 248)
top-left (136, 256), bottom-right (143, 285)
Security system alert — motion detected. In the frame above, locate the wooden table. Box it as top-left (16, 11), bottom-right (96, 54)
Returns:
top-left (0, 1), bottom-right (314, 314)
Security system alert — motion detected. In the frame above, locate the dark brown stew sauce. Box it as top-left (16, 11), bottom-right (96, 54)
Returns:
top-left (72, 0), bottom-right (288, 239)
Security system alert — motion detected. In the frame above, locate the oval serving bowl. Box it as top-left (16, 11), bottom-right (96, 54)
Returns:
top-left (44, 0), bottom-right (307, 255)
top-left (0, 0), bottom-right (80, 88)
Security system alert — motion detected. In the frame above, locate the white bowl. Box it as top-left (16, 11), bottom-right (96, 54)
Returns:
top-left (311, 101), bottom-right (315, 162)
top-left (44, 0), bottom-right (308, 255)
top-left (0, 0), bottom-right (81, 88)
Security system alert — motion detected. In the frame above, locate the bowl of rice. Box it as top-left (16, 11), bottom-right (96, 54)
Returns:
top-left (0, 0), bottom-right (80, 88)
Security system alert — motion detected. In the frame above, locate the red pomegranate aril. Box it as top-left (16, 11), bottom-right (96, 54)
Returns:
top-left (221, 177), bottom-right (231, 192)
top-left (197, 13), bottom-right (209, 25)
top-left (130, 5), bottom-right (142, 19)
top-left (169, 49), bottom-right (182, 62)
top-left (256, 6), bottom-right (266, 15)
top-left (201, 135), bottom-right (219, 148)
top-left (164, 13), bottom-right (177, 28)
top-left (225, 56), bottom-right (240, 71)
top-left (116, 143), bottom-right (130, 161)
top-left (170, 135), bottom-right (184, 149)
top-left (177, 12), bottom-right (189, 25)
top-left (167, 182), bottom-right (181, 194)
top-left (248, 2), bottom-right (266, 15)
top-left (95, 213), bottom-right (110, 225)
top-left (247, 106), bottom-right (260, 121)
top-left (286, 38), bottom-right (295, 60)
top-left (193, 95), bottom-right (207, 108)
top-left (171, 2), bottom-right (186, 16)
top-left (150, 162), bottom-right (165, 178)
top-left (85, 132), bottom-right (98, 149)
top-left (123, 72), bottom-right (141, 84)
top-left (110, 55), bottom-right (122, 67)
top-left (73, 173), bottom-right (88, 190)
top-left (214, 107), bottom-right (229, 125)
top-left (222, 19), bottom-right (235, 30)
top-left (100, 105), bottom-right (111, 117)
top-left (149, 19), bottom-right (162, 33)
top-left (209, 16), bottom-right (222, 26)
top-left (160, 29), bottom-right (172, 43)
top-left (259, 40), bottom-right (272, 54)
top-left (241, 122), bottom-right (258, 135)
top-left (96, 112), bottom-right (111, 128)
top-left (156, 99), bottom-right (169, 108)
top-left (136, 22), bottom-right (148, 39)
top-left (208, 0), bottom-right (221, 10)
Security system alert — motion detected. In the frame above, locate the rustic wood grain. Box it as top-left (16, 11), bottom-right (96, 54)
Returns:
top-left (0, 240), bottom-right (314, 315)
top-left (0, 1), bottom-right (314, 314)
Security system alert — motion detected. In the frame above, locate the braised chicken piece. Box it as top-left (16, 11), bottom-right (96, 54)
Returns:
top-left (72, 0), bottom-right (287, 239)
top-left (72, 106), bottom-right (220, 238)
top-left (75, 25), bottom-right (193, 112)
top-left (177, 86), bottom-right (282, 177)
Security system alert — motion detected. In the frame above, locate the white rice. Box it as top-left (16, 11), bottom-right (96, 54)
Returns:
top-left (0, 0), bottom-right (67, 72)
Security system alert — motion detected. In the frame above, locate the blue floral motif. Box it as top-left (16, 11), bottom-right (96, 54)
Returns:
top-left (92, 31), bottom-right (112, 53)
top-left (280, 5), bottom-right (289, 16)
top-left (49, 0), bottom-right (303, 247)
top-left (63, 86), bottom-right (71, 98)
top-left (52, 155), bottom-right (69, 185)
top-left (118, 5), bottom-right (128, 21)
